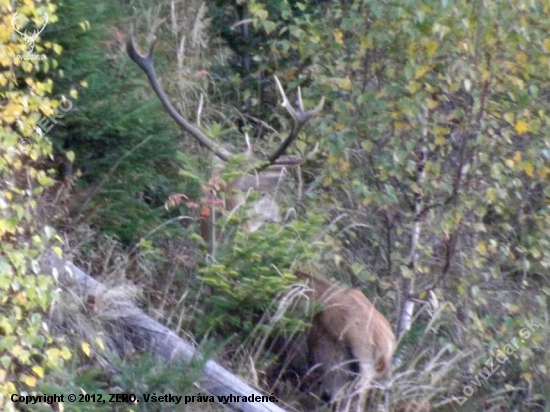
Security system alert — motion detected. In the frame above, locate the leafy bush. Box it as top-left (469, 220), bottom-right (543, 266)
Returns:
top-left (197, 207), bottom-right (325, 338)
top-left (0, 1), bottom-right (72, 410)
top-left (206, 0), bottom-right (550, 408)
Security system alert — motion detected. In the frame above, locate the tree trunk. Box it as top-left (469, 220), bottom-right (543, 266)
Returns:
top-left (41, 251), bottom-right (287, 412)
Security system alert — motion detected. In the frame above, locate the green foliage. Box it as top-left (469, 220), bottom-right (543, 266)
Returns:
top-left (206, 0), bottom-right (550, 408)
top-left (46, 0), bottom-right (189, 243)
top-left (6, 0), bottom-right (547, 409)
top-left (197, 209), bottom-right (325, 337)
top-left (37, 365), bottom-right (113, 412)
top-left (0, 1), bottom-right (73, 409)
top-left (114, 352), bottom-right (205, 401)
top-left (37, 352), bottom-right (206, 412)
top-left (208, 0), bottom-right (325, 127)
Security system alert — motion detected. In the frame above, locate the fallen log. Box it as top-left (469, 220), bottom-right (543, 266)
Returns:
top-left (41, 251), bottom-right (288, 412)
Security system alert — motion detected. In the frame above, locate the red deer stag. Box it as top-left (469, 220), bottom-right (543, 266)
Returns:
top-left (127, 34), bottom-right (396, 410)
top-left (127, 34), bottom-right (324, 251)
top-left (295, 271), bottom-right (396, 411)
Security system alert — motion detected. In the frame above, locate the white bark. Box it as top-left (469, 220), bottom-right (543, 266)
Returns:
top-left (397, 107), bottom-right (428, 338)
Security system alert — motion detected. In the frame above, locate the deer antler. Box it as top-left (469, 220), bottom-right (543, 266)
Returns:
top-left (127, 33), bottom-right (323, 167)
top-left (266, 76), bottom-right (325, 167)
top-left (126, 34), bottom-right (233, 162)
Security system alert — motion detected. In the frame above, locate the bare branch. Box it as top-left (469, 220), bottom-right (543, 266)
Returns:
top-left (126, 33), bottom-right (232, 162)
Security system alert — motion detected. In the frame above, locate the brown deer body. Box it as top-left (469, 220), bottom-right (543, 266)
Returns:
top-left (127, 34), bottom-right (395, 410)
top-left (296, 271), bottom-right (396, 411)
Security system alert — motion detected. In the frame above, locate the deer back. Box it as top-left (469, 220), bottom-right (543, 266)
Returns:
top-left (295, 271), bottom-right (396, 403)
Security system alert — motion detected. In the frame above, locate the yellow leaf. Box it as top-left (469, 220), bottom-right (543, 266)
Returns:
top-left (69, 88), bottom-right (78, 99)
top-left (60, 346), bottom-right (72, 360)
top-left (96, 337), bottom-right (105, 351)
top-left (538, 166), bottom-right (550, 178)
top-left (11, 345), bottom-right (22, 357)
top-left (334, 29), bottom-right (344, 45)
top-left (15, 293), bottom-right (27, 303)
top-left (80, 80), bottom-right (89, 88)
top-left (486, 187), bottom-right (496, 202)
top-left (523, 163), bottom-right (534, 177)
top-left (81, 342), bottom-right (91, 357)
top-left (521, 372), bottom-right (533, 383)
top-left (340, 161), bottom-right (350, 173)
top-left (415, 65), bottom-right (430, 79)
top-left (359, 36), bottom-right (373, 51)
top-left (22, 375), bottom-right (37, 387)
top-left (334, 122), bottom-right (346, 130)
top-left (513, 152), bottom-right (522, 163)
top-left (46, 347), bottom-right (61, 360)
top-left (426, 99), bottom-right (438, 109)
top-left (476, 241), bottom-right (487, 255)
top-left (66, 150), bottom-right (75, 163)
top-left (406, 81), bottom-right (421, 94)
top-left (515, 120), bottom-right (529, 135)
top-left (544, 39), bottom-right (550, 53)
top-left (435, 135), bottom-right (446, 145)
top-left (336, 77), bottom-right (352, 91)
top-left (424, 40), bottom-right (439, 57)
top-left (5, 381), bottom-right (16, 393)
top-left (361, 140), bottom-right (373, 151)
top-left (52, 246), bottom-right (62, 258)
top-left (32, 366), bottom-right (44, 378)
top-left (516, 52), bottom-right (527, 64)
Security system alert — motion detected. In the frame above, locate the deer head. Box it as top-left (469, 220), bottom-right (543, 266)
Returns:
top-left (126, 34), bottom-right (324, 249)
top-left (12, 12), bottom-right (48, 54)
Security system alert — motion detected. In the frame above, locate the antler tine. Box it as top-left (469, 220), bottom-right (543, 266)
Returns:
top-left (267, 76), bottom-right (325, 167)
top-left (296, 86), bottom-right (305, 112)
top-left (127, 33), bottom-right (232, 162)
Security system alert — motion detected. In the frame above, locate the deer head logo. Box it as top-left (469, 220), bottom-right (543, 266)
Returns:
top-left (12, 12), bottom-right (49, 54)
